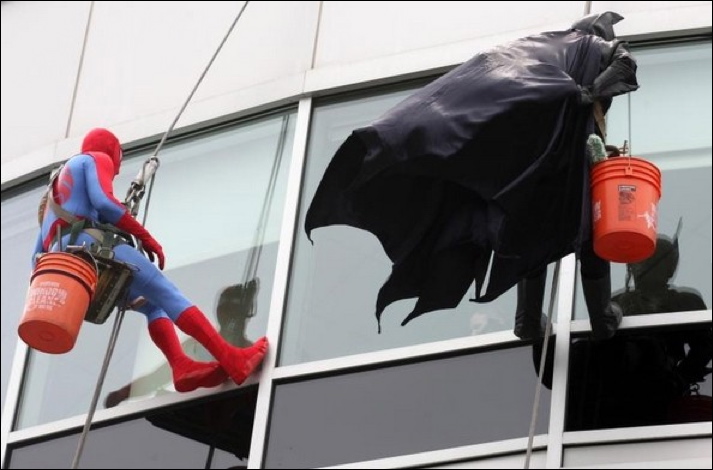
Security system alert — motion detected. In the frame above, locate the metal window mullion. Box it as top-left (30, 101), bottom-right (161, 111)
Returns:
top-left (1, 340), bottom-right (30, 467)
top-left (571, 310), bottom-right (712, 333)
top-left (562, 421), bottom-right (712, 445)
top-left (320, 435), bottom-right (549, 469)
top-left (272, 330), bottom-right (519, 380)
top-left (248, 97), bottom-right (313, 469)
top-left (546, 253), bottom-right (577, 468)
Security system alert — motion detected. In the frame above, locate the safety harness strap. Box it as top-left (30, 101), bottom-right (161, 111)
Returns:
top-left (44, 168), bottom-right (130, 250)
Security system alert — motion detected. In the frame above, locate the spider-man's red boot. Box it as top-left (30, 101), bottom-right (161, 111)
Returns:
top-left (148, 317), bottom-right (227, 392)
top-left (175, 306), bottom-right (268, 385)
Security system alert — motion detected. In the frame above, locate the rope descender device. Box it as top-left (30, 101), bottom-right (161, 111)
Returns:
top-left (125, 155), bottom-right (160, 218)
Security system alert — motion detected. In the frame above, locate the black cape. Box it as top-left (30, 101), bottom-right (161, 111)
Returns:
top-left (305, 12), bottom-right (639, 328)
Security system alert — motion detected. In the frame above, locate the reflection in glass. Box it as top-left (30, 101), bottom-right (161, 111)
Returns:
top-left (565, 324), bottom-right (711, 431)
top-left (1, 186), bottom-right (46, 410)
top-left (104, 280), bottom-right (262, 408)
top-left (614, 232), bottom-right (708, 316)
top-left (565, 232), bottom-right (711, 431)
top-left (282, 89), bottom-right (522, 366)
top-left (576, 41), bottom-right (712, 320)
top-left (267, 346), bottom-right (550, 468)
top-left (16, 112), bottom-right (295, 429)
top-left (8, 388), bottom-right (257, 469)
top-left (576, 167), bottom-right (712, 320)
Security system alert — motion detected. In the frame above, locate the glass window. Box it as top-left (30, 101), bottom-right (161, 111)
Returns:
top-left (569, 41), bottom-right (712, 432)
top-left (566, 324), bottom-right (711, 431)
top-left (1, 186), bottom-right (45, 410)
top-left (15, 112), bottom-right (296, 429)
top-left (575, 41), bottom-right (712, 323)
top-left (266, 345), bottom-right (551, 468)
top-left (282, 88), bottom-right (527, 366)
top-left (8, 387), bottom-right (256, 468)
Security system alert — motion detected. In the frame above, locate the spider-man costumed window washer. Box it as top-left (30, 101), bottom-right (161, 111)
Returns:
top-left (33, 128), bottom-right (268, 393)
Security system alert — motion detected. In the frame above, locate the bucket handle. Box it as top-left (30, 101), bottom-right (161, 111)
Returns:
top-left (621, 139), bottom-right (633, 174)
top-left (64, 246), bottom-right (102, 282)
top-left (55, 225), bottom-right (63, 252)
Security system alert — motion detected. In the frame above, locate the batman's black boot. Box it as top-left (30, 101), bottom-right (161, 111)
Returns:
top-left (513, 270), bottom-right (547, 340)
top-left (582, 272), bottom-right (622, 340)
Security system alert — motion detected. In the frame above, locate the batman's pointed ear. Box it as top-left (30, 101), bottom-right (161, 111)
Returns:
top-left (571, 11), bottom-right (624, 41)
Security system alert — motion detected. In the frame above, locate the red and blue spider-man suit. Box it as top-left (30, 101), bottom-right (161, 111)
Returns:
top-left (33, 128), bottom-right (268, 392)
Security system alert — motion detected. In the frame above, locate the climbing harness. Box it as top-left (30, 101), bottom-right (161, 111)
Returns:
top-left (69, 2), bottom-right (252, 468)
top-left (40, 165), bottom-right (136, 321)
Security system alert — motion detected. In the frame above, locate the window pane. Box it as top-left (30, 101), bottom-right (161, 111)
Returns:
top-left (16, 112), bottom-right (296, 428)
top-left (566, 325), bottom-right (712, 431)
top-left (575, 42), bottom-right (712, 323)
top-left (8, 388), bottom-right (257, 468)
top-left (608, 42), bottom-right (712, 161)
top-left (266, 346), bottom-right (551, 468)
top-left (1, 186), bottom-right (45, 410)
top-left (575, 165), bottom-right (712, 322)
top-left (9, 420), bottom-right (207, 469)
top-left (282, 89), bottom-right (524, 366)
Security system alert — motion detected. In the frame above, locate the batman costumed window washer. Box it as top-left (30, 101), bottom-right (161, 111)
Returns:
top-left (305, 12), bottom-right (638, 338)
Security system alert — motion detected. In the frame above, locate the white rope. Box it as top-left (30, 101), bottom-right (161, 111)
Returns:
top-left (65, 1), bottom-right (95, 138)
top-left (71, 305), bottom-right (127, 469)
top-left (71, 3), bottom-right (252, 467)
top-left (243, 114), bottom-right (289, 284)
top-left (524, 261), bottom-right (560, 468)
top-left (523, 5), bottom-right (592, 468)
top-left (141, 0), bottom-right (251, 226)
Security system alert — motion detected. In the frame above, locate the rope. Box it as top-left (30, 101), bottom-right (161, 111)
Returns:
top-left (141, 0), bottom-right (251, 226)
top-left (153, 1), bottom-right (250, 160)
top-left (524, 3), bottom-right (594, 466)
top-left (242, 114), bottom-right (289, 284)
top-left (71, 3), bottom-right (251, 467)
top-left (627, 92), bottom-right (633, 157)
top-left (65, 1), bottom-right (95, 138)
top-left (524, 260), bottom-right (560, 469)
top-left (71, 305), bottom-right (127, 469)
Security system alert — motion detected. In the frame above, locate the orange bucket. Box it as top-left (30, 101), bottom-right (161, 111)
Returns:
top-left (18, 252), bottom-right (97, 354)
top-left (591, 156), bottom-right (662, 263)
